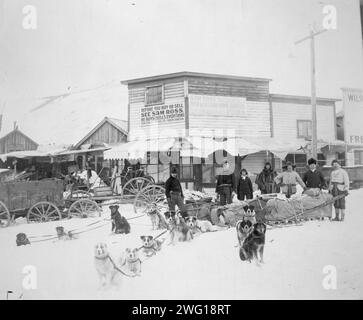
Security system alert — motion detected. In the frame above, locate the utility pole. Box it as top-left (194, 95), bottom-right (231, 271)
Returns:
top-left (295, 27), bottom-right (328, 159)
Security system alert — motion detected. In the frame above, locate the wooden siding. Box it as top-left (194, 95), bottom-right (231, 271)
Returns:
top-left (188, 78), bottom-right (269, 102)
top-left (188, 95), bottom-right (271, 137)
top-left (0, 130), bottom-right (38, 154)
top-left (129, 80), bottom-right (184, 104)
top-left (80, 122), bottom-right (127, 146)
top-left (272, 102), bottom-right (336, 144)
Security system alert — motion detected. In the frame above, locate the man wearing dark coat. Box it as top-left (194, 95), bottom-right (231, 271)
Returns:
top-left (215, 160), bottom-right (235, 205)
top-left (302, 158), bottom-right (327, 189)
top-left (237, 168), bottom-right (253, 200)
top-left (256, 162), bottom-right (278, 194)
top-left (165, 167), bottom-right (187, 218)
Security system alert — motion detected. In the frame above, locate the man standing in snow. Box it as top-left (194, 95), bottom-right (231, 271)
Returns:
top-left (256, 162), bottom-right (278, 194)
top-left (165, 167), bottom-right (187, 218)
top-left (329, 160), bottom-right (349, 221)
top-left (215, 160), bottom-right (235, 205)
top-left (302, 158), bottom-right (327, 190)
top-left (274, 161), bottom-right (306, 198)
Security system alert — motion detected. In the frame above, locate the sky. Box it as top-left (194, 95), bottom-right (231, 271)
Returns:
top-left (0, 0), bottom-right (362, 143)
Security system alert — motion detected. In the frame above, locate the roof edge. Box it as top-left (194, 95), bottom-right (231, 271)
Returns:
top-left (270, 93), bottom-right (341, 103)
top-left (121, 71), bottom-right (272, 85)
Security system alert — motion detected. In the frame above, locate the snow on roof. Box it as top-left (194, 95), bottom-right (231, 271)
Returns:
top-left (1, 82), bottom-right (128, 146)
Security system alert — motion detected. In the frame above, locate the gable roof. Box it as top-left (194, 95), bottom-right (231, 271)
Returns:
top-left (2, 82), bottom-right (128, 146)
top-left (74, 117), bottom-right (128, 148)
top-left (0, 128), bottom-right (39, 147)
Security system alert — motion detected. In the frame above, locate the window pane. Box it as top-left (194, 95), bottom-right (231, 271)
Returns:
top-left (181, 165), bottom-right (193, 180)
top-left (158, 164), bottom-right (169, 183)
top-left (202, 164), bottom-right (214, 183)
top-left (146, 86), bottom-right (163, 104)
top-left (147, 164), bottom-right (158, 182)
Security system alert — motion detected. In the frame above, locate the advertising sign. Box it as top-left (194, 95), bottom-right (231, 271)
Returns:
top-left (141, 103), bottom-right (185, 126)
top-left (342, 88), bottom-right (363, 145)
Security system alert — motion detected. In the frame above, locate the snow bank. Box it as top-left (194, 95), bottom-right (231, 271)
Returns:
top-left (0, 190), bottom-right (363, 300)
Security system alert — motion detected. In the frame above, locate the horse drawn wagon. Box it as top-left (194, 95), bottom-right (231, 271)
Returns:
top-left (0, 178), bottom-right (102, 228)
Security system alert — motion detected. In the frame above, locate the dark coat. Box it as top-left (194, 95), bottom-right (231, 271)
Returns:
top-left (237, 176), bottom-right (253, 200)
top-left (256, 168), bottom-right (278, 194)
top-left (302, 169), bottom-right (326, 189)
top-left (215, 173), bottom-right (235, 193)
top-left (165, 176), bottom-right (183, 198)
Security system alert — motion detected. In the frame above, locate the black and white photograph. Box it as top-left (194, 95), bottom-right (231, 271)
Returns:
top-left (0, 0), bottom-right (363, 301)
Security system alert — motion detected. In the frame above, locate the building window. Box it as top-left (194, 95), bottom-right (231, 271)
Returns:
top-left (297, 120), bottom-right (312, 139)
top-left (145, 85), bottom-right (163, 105)
top-left (354, 150), bottom-right (363, 165)
top-left (180, 157), bottom-right (193, 180)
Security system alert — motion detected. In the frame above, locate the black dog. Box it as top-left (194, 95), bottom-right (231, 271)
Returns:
top-left (16, 233), bottom-right (30, 246)
top-left (109, 205), bottom-right (130, 234)
top-left (239, 222), bottom-right (266, 264)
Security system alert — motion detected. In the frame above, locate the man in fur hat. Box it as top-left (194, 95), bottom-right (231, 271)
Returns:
top-left (256, 162), bottom-right (279, 194)
top-left (302, 158), bottom-right (327, 190)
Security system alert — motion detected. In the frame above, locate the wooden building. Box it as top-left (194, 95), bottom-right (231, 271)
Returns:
top-left (0, 127), bottom-right (38, 154)
top-left (74, 117), bottom-right (128, 173)
top-left (269, 94), bottom-right (339, 174)
top-left (120, 71), bottom-right (339, 189)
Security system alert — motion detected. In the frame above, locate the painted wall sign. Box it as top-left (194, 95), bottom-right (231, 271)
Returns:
top-left (342, 88), bottom-right (363, 145)
top-left (140, 103), bottom-right (185, 126)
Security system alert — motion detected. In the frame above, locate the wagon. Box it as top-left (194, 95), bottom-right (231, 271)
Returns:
top-left (0, 179), bottom-right (102, 228)
top-left (66, 166), bottom-right (156, 203)
top-left (133, 186), bottom-right (218, 223)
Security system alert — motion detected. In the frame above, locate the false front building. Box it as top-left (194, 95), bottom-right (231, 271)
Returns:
top-left (109, 71), bottom-right (338, 190)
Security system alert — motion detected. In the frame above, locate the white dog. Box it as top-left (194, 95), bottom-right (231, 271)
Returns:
top-left (94, 242), bottom-right (120, 287)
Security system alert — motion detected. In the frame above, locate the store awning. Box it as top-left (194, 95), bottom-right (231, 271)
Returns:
top-left (246, 137), bottom-right (301, 159)
top-left (0, 150), bottom-right (57, 162)
top-left (104, 138), bottom-right (180, 160)
top-left (182, 136), bottom-right (301, 159)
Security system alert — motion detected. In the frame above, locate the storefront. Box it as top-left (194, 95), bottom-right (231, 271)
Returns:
top-left (105, 71), bottom-right (340, 190)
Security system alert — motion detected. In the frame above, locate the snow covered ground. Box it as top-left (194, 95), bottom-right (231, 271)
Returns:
top-left (1, 190), bottom-right (363, 300)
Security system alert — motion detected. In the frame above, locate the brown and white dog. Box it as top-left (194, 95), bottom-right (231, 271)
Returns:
top-left (184, 216), bottom-right (214, 236)
top-left (236, 219), bottom-right (254, 248)
top-left (239, 222), bottom-right (267, 265)
top-left (147, 209), bottom-right (168, 230)
top-left (56, 226), bottom-right (78, 240)
top-left (140, 235), bottom-right (164, 257)
top-left (120, 248), bottom-right (142, 276)
top-left (242, 205), bottom-right (257, 225)
top-left (94, 242), bottom-right (119, 287)
top-left (164, 211), bottom-right (193, 245)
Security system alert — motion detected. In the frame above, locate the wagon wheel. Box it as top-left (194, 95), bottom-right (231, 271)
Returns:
top-left (143, 175), bottom-right (155, 184)
top-left (0, 200), bottom-right (10, 228)
top-left (121, 177), bottom-right (154, 197)
top-left (133, 185), bottom-right (168, 215)
top-left (68, 199), bottom-right (101, 218)
top-left (27, 201), bottom-right (61, 223)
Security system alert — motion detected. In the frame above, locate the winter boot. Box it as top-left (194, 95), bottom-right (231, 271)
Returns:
top-left (340, 210), bottom-right (345, 222)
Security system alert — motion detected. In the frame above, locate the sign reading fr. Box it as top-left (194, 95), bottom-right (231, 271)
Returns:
top-left (342, 88), bottom-right (363, 145)
top-left (141, 103), bottom-right (184, 126)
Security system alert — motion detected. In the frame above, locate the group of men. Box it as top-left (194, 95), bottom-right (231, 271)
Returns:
top-left (165, 158), bottom-right (349, 222)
